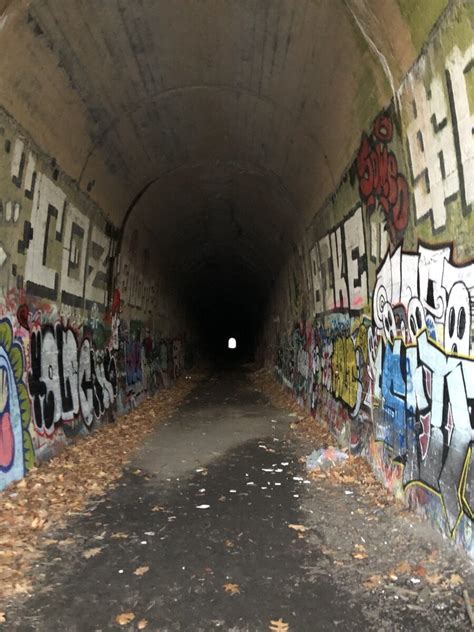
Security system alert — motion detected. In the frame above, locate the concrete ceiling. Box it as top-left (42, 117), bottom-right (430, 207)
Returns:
top-left (0, 0), bottom-right (446, 293)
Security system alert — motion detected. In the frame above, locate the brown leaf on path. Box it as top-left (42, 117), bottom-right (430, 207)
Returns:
top-left (362, 574), bottom-right (382, 589)
top-left (288, 524), bottom-right (306, 533)
top-left (223, 582), bottom-right (240, 595)
top-left (111, 532), bottom-right (129, 539)
top-left (425, 573), bottom-right (444, 585)
top-left (448, 573), bottom-right (463, 587)
top-left (224, 540), bottom-right (234, 548)
top-left (413, 564), bottom-right (427, 577)
top-left (425, 550), bottom-right (439, 564)
top-left (389, 560), bottom-right (411, 576)
top-left (0, 612), bottom-right (6, 623)
top-left (269, 618), bottom-right (289, 631)
top-left (116, 612), bottom-right (135, 625)
top-left (151, 505), bottom-right (165, 513)
top-left (137, 619), bottom-right (148, 629)
top-left (352, 543), bottom-right (368, 560)
top-left (133, 566), bottom-right (150, 576)
top-left (82, 547), bottom-right (102, 559)
top-left (30, 516), bottom-right (46, 530)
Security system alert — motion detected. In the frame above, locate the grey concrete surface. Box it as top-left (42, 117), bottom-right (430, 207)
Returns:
top-left (5, 372), bottom-right (471, 631)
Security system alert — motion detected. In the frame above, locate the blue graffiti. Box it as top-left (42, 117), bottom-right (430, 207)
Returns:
top-left (380, 340), bottom-right (406, 454)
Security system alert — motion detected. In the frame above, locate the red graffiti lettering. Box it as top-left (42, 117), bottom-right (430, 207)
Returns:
top-left (357, 113), bottom-right (409, 242)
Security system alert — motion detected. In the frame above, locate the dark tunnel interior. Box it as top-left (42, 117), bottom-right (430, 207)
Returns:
top-left (1, 0), bottom-right (473, 590)
top-left (187, 271), bottom-right (267, 365)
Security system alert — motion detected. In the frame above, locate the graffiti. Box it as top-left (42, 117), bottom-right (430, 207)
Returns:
top-left (172, 339), bottom-right (182, 380)
top-left (357, 114), bottom-right (409, 243)
top-left (276, 316), bottom-right (372, 454)
top-left (405, 44), bottom-right (474, 232)
top-left (28, 321), bottom-right (116, 434)
top-left (372, 243), bottom-right (474, 534)
top-left (309, 204), bottom-right (368, 314)
top-left (0, 318), bottom-right (34, 490)
top-left (275, 48), bottom-right (474, 554)
top-left (125, 340), bottom-right (143, 387)
top-left (0, 115), bottom-right (190, 491)
top-left (4, 134), bottom-right (116, 308)
top-left (78, 339), bottom-right (116, 427)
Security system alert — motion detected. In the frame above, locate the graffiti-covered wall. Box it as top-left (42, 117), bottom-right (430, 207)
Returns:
top-left (265, 3), bottom-right (474, 558)
top-left (0, 108), bottom-right (191, 491)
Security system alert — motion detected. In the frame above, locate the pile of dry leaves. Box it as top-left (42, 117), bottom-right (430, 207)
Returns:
top-left (308, 454), bottom-right (395, 508)
top-left (251, 368), bottom-right (395, 504)
top-left (0, 372), bottom-right (205, 603)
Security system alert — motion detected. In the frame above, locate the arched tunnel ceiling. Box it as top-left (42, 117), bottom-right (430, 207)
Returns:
top-left (0, 0), bottom-right (445, 291)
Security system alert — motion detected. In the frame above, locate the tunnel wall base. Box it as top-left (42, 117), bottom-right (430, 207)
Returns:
top-left (261, 2), bottom-right (474, 560)
top-left (0, 108), bottom-right (193, 491)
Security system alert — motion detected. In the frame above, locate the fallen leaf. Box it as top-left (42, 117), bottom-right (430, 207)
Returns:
top-left (133, 566), bottom-right (150, 576)
top-left (448, 573), bottom-right (463, 587)
top-left (0, 612), bottom-right (5, 623)
top-left (391, 560), bottom-right (411, 575)
top-left (223, 582), bottom-right (240, 595)
top-left (224, 540), bottom-right (234, 548)
top-left (269, 618), bottom-right (289, 631)
top-left (288, 524), bottom-right (306, 533)
top-left (425, 573), bottom-right (444, 585)
top-left (320, 546), bottom-right (333, 555)
top-left (111, 532), bottom-right (129, 539)
top-left (116, 612), bottom-right (135, 626)
top-left (413, 564), bottom-right (427, 577)
top-left (352, 544), bottom-right (368, 560)
top-left (82, 547), bottom-right (102, 559)
top-left (151, 505), bottom-right (164, 513)
top-left (30, 517), bottom-right (46, 530)
top-left (137, 619), bottom-right (148, 629)
top-left (363, 574), bottom-right (382, 589)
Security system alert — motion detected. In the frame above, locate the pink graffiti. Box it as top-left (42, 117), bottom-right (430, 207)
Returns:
top-left (0, 412), bottom-right (14, 471)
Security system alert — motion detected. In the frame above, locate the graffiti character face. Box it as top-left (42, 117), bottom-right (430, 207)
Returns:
top-left (408, 298), bottom-right (425, 343)
top-left (444, 282), bottom-right (471, 355)
top-left (372, 279), bottom-right (388, 331)
top-left (382, 303), bottom-right (396, 345)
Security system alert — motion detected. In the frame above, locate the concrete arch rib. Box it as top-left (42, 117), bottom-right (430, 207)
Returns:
top-left (117, 157), bottom-right (301, 254)
top-left (78, 83), bottom-right (337, 204)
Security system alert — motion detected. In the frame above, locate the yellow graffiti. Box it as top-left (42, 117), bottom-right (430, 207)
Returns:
top-left (332, 336), bottom-right (358, 409)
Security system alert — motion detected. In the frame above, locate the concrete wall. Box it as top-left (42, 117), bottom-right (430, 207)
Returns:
top-left (262, 1), bottom-right (474, 558)
top-left (0, 107), bottom-right (191, 491)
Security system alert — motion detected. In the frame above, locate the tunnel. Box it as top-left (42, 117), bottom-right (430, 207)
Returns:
top-left (0, 0), bottom-right (473, 619)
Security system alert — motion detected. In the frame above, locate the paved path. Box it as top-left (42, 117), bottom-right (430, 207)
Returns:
top-left (6, 373), bottom-right (471, 631)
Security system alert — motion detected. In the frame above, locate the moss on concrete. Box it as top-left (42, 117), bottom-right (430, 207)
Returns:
top-left (397, 0), bottom-right (450, 53)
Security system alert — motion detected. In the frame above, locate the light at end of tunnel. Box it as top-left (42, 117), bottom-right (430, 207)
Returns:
top-left (228, 337), bottom-right (237, 349)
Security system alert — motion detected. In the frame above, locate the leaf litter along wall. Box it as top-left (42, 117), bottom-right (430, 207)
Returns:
top-left (0, 109), bottom-right (191, 492)
top-left (268, 7), bottom-right (474, 559)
